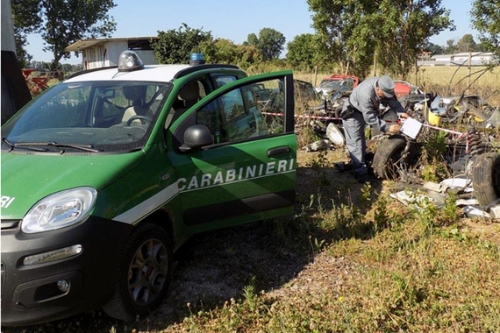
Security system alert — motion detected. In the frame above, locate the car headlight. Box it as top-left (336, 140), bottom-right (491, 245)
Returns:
top-left (22, 187), bottom-right (97, 234)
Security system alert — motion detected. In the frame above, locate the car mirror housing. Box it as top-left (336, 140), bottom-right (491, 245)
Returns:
top-left (179, 125), bottom-right (213, 152)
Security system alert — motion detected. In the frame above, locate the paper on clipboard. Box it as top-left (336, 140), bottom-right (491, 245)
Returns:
top-left (400, 117), bottom-right (423, 139)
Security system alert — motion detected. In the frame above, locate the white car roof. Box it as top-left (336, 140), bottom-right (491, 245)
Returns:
top-left (65, 64), bottom-right (192, 83)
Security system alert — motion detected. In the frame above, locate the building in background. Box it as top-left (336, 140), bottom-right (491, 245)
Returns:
top-left (418, 52), bottom-right (498, 67)
top-left (65, 37), bottom-right (159, 70)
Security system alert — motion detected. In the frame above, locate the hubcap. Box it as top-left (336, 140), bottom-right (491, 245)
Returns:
top-left (128, 238), bottom-right (169, 306)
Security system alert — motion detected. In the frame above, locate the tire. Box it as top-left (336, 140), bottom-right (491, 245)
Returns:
top-left (102, 223), bottom-right (173, 321)
top-left (372, 135), bottom-right (419, 180)
top-left (472, 152), bottom-right (500, 206)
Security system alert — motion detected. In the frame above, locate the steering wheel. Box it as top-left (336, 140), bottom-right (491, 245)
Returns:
top-left (126, 115), bottom-right (152, 126)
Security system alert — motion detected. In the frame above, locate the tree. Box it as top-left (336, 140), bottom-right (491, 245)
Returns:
top-left (152, 24), bottom-right (213, 64)
top-left (13, 26), bottom-right (32, 68)
top-left (244, 28), bottom-right (286, 61)
top-left (199, 39), bottom-right (259, 68)
top-left (422, 41), bottom-right (444, 55)
top-left (444, 39), bottom-right (456, 54)
top-left (471, 0), bottom-right (500, 54)
top-left (308, 0), bottom-right (455, 78)
top-left (12, 0), bottom-right (117, 70)
top-left (286, 33), bottom-right (322, 69)
top-left (456, 34), bottom-right (477, 52)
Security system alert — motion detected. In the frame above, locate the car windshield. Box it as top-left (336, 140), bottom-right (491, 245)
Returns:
top-left (2, 81), bottom-right (172, 153)
top-left (319, 80), bottom-right (342, 90)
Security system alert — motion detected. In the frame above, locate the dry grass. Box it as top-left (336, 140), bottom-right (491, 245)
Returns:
top-left (295, 66), bottom-right (500, 105)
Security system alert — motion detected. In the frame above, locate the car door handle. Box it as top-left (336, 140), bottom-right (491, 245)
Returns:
top-left (267, 146), bottom-right (291, 157)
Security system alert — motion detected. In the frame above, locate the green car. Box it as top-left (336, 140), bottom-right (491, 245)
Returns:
top-left (1, 51), bottom-right (297, 326)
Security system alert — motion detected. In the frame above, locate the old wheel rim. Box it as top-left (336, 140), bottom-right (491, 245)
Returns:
top-left (128, 239), bottom-right (169, 306)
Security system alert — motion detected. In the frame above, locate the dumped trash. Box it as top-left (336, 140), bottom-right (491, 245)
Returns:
top-left (305, 139), bottom-right (329, 152)
top-left (390, 177), bottom-right (500, 219)
top-left (326, 122), bottom-right (345, 146)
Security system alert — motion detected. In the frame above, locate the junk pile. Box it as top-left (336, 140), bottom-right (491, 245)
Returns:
top-left (303, 122), bottom-right (346, 152)
top-left (391, 177), bottom-right (500, 219)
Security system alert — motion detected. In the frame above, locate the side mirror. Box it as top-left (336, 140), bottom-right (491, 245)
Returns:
top-left (179, 124), bottom-right (213, 152)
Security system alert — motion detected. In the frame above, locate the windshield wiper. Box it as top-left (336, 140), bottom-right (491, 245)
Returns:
top-left (4, 139), bottom-right (100, 153)
top-left (2, 138), bottom-right (48, 152)
top-left (45, 142), bottom-right (100, 153)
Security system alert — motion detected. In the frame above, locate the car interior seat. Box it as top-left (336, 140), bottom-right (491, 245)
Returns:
top-left (122, 85), bottom-right (149, 124)
top-left (168, 81), bottom-right (200, 125)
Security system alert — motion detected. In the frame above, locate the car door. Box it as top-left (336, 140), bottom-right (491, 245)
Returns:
top-left (167, 70), bottom-right (296, 233)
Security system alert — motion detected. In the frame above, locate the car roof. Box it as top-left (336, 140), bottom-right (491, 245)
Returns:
top-left (64, 64), bottom-right (192, 83)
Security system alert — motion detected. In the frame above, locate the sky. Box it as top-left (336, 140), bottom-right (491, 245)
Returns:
top-left (24, 0), bottom-right (479, 65)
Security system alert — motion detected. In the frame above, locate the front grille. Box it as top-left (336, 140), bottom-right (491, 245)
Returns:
top-left (1, 219), bottom-right (20, 230)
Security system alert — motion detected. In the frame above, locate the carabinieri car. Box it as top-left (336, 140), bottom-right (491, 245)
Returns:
top-left (1, 51), bottom-right (297, 326)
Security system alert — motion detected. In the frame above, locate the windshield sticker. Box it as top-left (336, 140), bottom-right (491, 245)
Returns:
top-left (177, 158), bottom-right (295, 192)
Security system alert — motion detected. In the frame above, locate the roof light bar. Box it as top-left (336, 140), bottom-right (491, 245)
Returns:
top-left (118, 50), bottom-right (144, 72)
top-left (190, 53), bottom-right (205, 65)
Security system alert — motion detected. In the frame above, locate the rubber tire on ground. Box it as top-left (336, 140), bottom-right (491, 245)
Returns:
top-left (102, 223), bottom-right (173, 321)
top-left (372, 135), bottom-right (419, 180)
top-left (472, 152), bottom-right (500, 206)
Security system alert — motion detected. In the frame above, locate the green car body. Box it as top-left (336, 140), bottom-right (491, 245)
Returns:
top-left (1, 52), bottom-right (297, 326)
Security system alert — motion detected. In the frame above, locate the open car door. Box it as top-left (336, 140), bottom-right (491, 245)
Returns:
top-left (167, 70), bottom-right (296, 233)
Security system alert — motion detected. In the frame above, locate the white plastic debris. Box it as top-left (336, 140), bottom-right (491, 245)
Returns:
top-left (422, 181), bottom-right (442, 193)
top-left (326, 123), bottom-right (345, 146)
top-left (464, 206), bottom-right (492, 219)
top-left (305, 139), bottom-right (329, 152)
top-left (390, 191), bottom-right (434, 207)
top-left (440, 178), bottom-right (474, 193)
top-left (455, 198), bottom-right (479, 206)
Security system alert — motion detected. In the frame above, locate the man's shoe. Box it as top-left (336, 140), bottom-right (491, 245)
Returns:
top-left (334, 162), bottom-right (354, 172)
top-left (355, 173), bottom-right (377, 184)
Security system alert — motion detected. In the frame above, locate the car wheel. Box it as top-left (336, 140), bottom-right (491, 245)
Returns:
top-left (102, 223), bottom-right (172, 321)
top-left (472, 152), bottom-right (500, 206)
top-left (372, 135), bottom-right (419, 180)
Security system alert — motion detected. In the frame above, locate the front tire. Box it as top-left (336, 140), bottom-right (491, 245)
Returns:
top-left (472, 152), bottom-right (500, 206)
top-left (372, 135), bottom-right (419, 180)
top-left (102, 223), bottom-right (173, 321)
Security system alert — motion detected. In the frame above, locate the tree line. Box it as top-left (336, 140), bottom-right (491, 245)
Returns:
top-left (12, 0), bottom-right (500, 79)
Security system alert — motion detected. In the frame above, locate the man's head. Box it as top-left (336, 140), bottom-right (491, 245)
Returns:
top-left (376, 75), bottom-right (395, 99)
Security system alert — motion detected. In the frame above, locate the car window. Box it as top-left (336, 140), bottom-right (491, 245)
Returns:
top-left (3, 81), bottom-right (171, 153)
top-left (196, 78), bottom-right (285, 143)
top-left (214, 75), bottom-right (238, 87)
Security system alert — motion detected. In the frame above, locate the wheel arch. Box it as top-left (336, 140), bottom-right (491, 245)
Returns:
top-left (137, 209), bottom-right (175, 248)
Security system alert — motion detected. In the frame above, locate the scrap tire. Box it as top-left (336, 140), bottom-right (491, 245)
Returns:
top-left (102, 223), bottom-right (173, 321)
top-left (472, 152), bottom-right (500, 206)
top-left (372, 135), bottom-right (419, 180)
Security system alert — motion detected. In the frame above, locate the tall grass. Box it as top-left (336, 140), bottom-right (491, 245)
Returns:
top-left (294, 66), bottom-right (500, 105)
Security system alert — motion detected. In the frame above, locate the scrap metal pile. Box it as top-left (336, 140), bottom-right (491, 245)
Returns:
top-left (298, 76), bottom-right (500, 218)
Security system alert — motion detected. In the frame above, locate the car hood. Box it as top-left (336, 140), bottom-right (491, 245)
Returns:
top-left (1, 151), bottom-right (144, 219)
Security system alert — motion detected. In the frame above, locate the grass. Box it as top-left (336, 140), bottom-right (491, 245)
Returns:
top-left (295, 65), bottom-right (500, 105)
top-left (158, 184), bottom-right (500, 333)
top-left (150, 150), bottom-right (500, 333)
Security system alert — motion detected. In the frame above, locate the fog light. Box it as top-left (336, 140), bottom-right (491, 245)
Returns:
top-left (57, 280), bottom-right (70, 292)
top-left (23, 245), bottom-right (83, 265)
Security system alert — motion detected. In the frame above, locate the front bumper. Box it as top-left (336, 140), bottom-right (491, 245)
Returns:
top-left (1, 216), bottom-right (132, 326)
